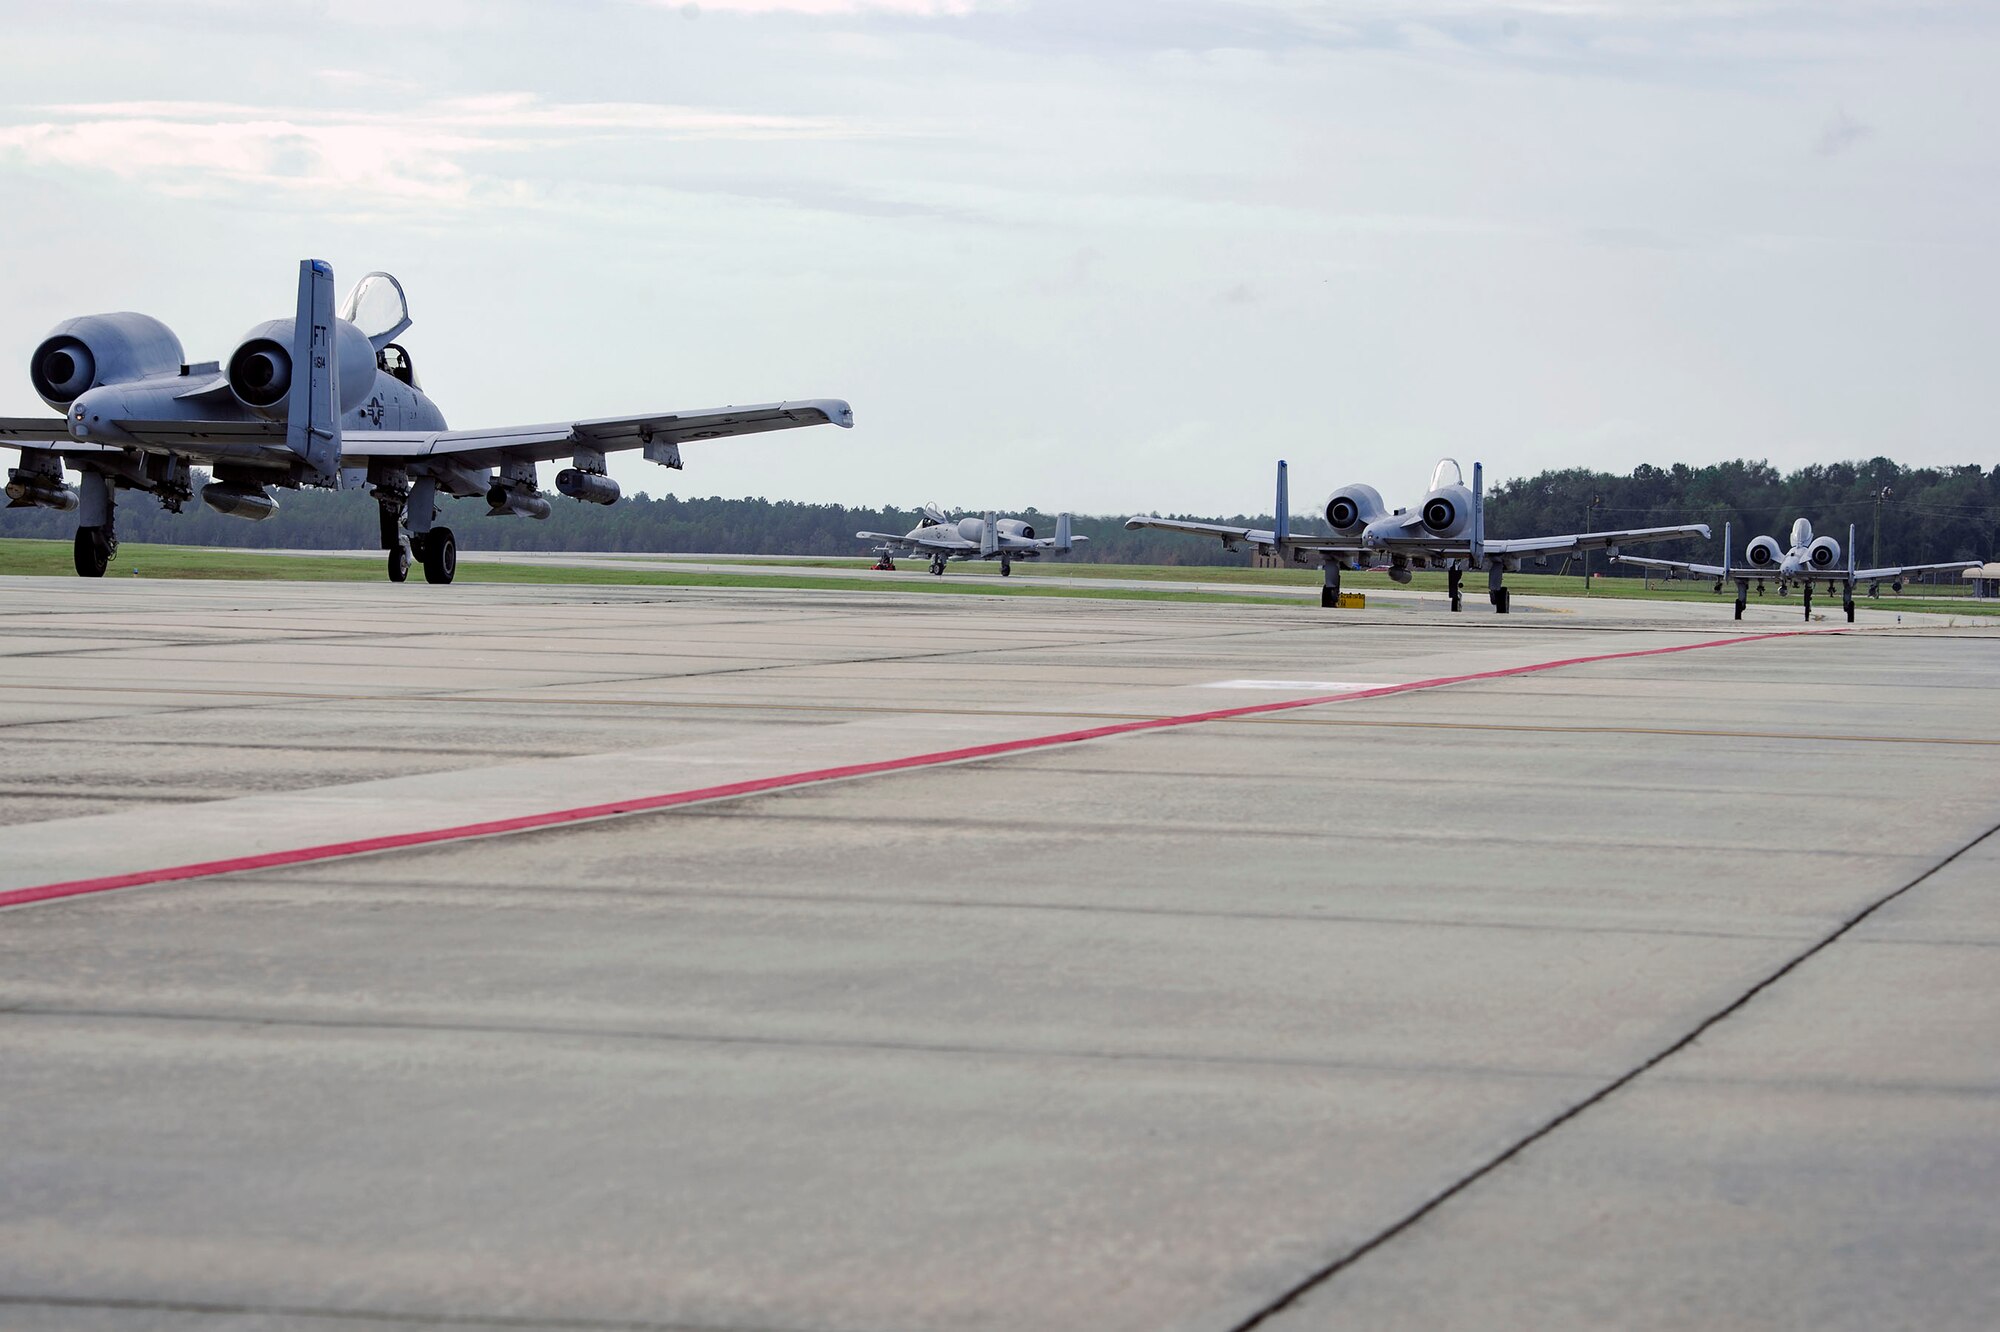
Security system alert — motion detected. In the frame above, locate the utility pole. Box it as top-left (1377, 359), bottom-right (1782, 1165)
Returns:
top-left (1873, 485), bottom-right (1892, 568)
top-left (1583, 493), bottom-right (1603, 592)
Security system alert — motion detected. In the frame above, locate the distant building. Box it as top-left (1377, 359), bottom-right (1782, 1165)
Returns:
top-left (1964, 564), bottom-right (2000, 599)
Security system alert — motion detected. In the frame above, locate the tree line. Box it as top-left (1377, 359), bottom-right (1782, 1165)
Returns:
top-left (3, 456), bottom-right (1994, 572)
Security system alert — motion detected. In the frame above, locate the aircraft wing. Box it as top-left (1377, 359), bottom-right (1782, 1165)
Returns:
top-left (344, 399), bottom-right (853, 469)
top-left (1851, 560), bottom-right (1982, 581)
top-left (857, 530), bottom-right (976, 552)
top-left (0, 417), bottom-right (72, 444)
top-left (1616, 555), bottom-right (1728, 578)
top-left (1483, 524), bottom-right (1710, 557)
top-left (1123, 516), bottom-right (1360, 558)
top-left (8, 401), bottom-right (850, 467)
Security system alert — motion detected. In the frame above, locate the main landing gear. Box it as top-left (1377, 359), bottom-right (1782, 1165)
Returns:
top-left (1320, 562), bottom-right (1341, 608)
top-left (413, 527), bottom-right (457, 585)
top-left (1488, 564), bottom-right (1511, 614)
top-left (377, 478), bottom-right (456, 585)
top-left (999, 555), bottom-right (1013, 577)
top-left (929, 553), bottom-right (948, 576)
top-left (1448, 567), bottom-right (1464, 613)
top-left (72, 472), bottom-right (117, 578)
top-left (73, 524), bottom-right (115, 578)
top-left (1734, 578), bottom-right (1749, 620)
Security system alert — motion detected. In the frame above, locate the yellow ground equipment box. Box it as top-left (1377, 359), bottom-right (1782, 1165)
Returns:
top-left (1336, 593), bottom-right (1366, 609)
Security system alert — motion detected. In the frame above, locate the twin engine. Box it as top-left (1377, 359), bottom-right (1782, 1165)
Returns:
top-left (226, 315), bottom-right (377, 420)
top-left (954, 516), bottom-right (1035, 541)
top-left (1744, 536), bottom-right (1783, 568)
top-left (1415, 480), bottom-right (1475, 539)
top-left (1323, 484), bottom-right (1385, 537)
top-left (29, 313), bottom-right (186, 409)
top-left (1807, 535), bottom-right (1842, 569)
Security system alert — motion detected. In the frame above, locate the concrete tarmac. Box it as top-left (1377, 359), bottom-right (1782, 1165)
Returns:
top-left (1, 577), bottom-right (1996, 1331)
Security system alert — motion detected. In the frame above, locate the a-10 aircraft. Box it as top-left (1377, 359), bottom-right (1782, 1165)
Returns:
top-left (1618, 518), bottom-right (1980, 621)
top-left (2, 260), bottom-right (852, 582)
top-left (859, 506), bottom-right (1087, 576)
top-left (1127, 459), bottom-right (1707, 611)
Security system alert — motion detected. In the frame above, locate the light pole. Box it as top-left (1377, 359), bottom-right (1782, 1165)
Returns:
top-left (1873, 485), bottom-right (1892, 568)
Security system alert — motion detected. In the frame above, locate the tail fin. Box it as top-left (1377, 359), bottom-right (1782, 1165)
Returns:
top-left (1848, 523), bottom-right (1857, 579)
top-left (1724, 521), bottom-right (1732, 581)
top-left (1470, 461), bottom-right (1485, 566)
top-left (287, 259), bottom-right (341, 486)
top-left (1055, 512), bottom-right (1074, 552)
top-left (980, 511), bottom-right (998, 558)
top-left (1274, 460), bottom-right (1290, 546)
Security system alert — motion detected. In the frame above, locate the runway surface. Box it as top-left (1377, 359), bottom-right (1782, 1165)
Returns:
top-left (2, 577), bottom-right (1996, 1330)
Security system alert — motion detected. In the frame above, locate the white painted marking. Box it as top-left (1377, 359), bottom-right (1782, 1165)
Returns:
top-left (1203, 679), bottom-right (1383, 691)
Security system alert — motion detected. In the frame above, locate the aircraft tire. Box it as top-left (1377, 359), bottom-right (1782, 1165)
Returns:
top-left (1492, 587), bottom-right (1511, 614)
top-left (388, 544), bottom-right (412, 583)
top-left (422, 526), bottom-right (458, 585)
top-left (73, 527), bottom-right (110, 578)
top-left (1000, 561), bottom-right (1012, 577)
top-left (1320, 586), bottom-right (1336, 609)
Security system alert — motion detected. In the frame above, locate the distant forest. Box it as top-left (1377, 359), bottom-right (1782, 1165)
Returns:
top-left (3, 457), bottom-right (1995, 573)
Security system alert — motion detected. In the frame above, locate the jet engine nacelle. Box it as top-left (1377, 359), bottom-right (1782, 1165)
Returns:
top-left (1323, 484), bottom-right (1385, 537)
top-left (957, 516), bottom-right (988, 542)
top-left (1417, 483), bottom-right (1474, 539)
top-left (556, 469), bottom-right (621, 505)
top-left (29, 313), bottom-right (186, 409)
top-left (1808, 535), bottom-right (1842, 569)
top-left (1745, 535), bottom-right (1782, 568)
top-left (226, 316), bottom-right (376, 419)
top-left (996, 519), bottom-right (1035, 540)
top-left (200, 480), bottom-right (279, 521)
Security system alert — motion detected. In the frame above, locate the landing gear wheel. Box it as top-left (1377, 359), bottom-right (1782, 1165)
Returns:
top-left (73, 526), bottom-right (111, 578)
top-left (999, 558), bottom-right (1012, 577)
top-left (1491, 587), bottom-right (1511, 614)
top-left (1320, 586), bottom-right (1337, 608)
top-left (388, 542), bottom-right (412, 583)
top-left (421, 526), bottom-right (457, 585)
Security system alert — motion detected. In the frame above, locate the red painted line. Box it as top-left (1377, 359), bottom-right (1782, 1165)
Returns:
top-left (0, 627), bottom-right (1835, 911)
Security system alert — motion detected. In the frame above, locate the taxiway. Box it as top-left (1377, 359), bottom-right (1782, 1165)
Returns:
top-left (1, 578), bottom-right (1995, 1331)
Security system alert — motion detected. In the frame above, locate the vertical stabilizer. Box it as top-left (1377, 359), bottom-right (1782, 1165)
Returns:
top-left (1848, 523), bottom-right (1857, 579)
top-left (980, 511), bottom-right (998, 558)
top-left (1055, 512), bottom-right (1074, 553)
top-left (1273, 460), bottom-right (1290, 546)
top-left (1724, 521), bottom-right (1732, 580)
top-left (288, 259), bottom-right (341, 486)
top-left (1470, 461), bottom-right (1485, 566)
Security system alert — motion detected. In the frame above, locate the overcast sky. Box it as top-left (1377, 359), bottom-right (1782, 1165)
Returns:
top-left (2, 0), bottom-right (1995, 515)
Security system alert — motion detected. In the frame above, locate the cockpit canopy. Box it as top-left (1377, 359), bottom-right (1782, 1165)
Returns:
top-left (1429, 458), bottom-right (1465, 493)
top-left (339, 272), bottom-right (412, 350)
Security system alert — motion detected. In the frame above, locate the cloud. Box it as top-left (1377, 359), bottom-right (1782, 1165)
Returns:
top-left (0, 94), bottom-right (874, 212)
top-left (668, 0), bottom-right (981, 10)
top-left (1815, 105), bottom-right (1871, 154)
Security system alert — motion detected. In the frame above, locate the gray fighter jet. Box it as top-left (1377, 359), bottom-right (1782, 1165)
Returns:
top-left (858, 506), bottom-right (1087, 576)
top-left (1127, 459), bottom-right (1708, 611)
top-left (1618, 519), bottom-right (1979, 621)
top-left (2, 260), bottom-right (853, 581)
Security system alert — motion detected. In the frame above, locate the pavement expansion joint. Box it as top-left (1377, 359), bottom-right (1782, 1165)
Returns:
top-left (1222, 817), bottom-right (2000, 1332)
